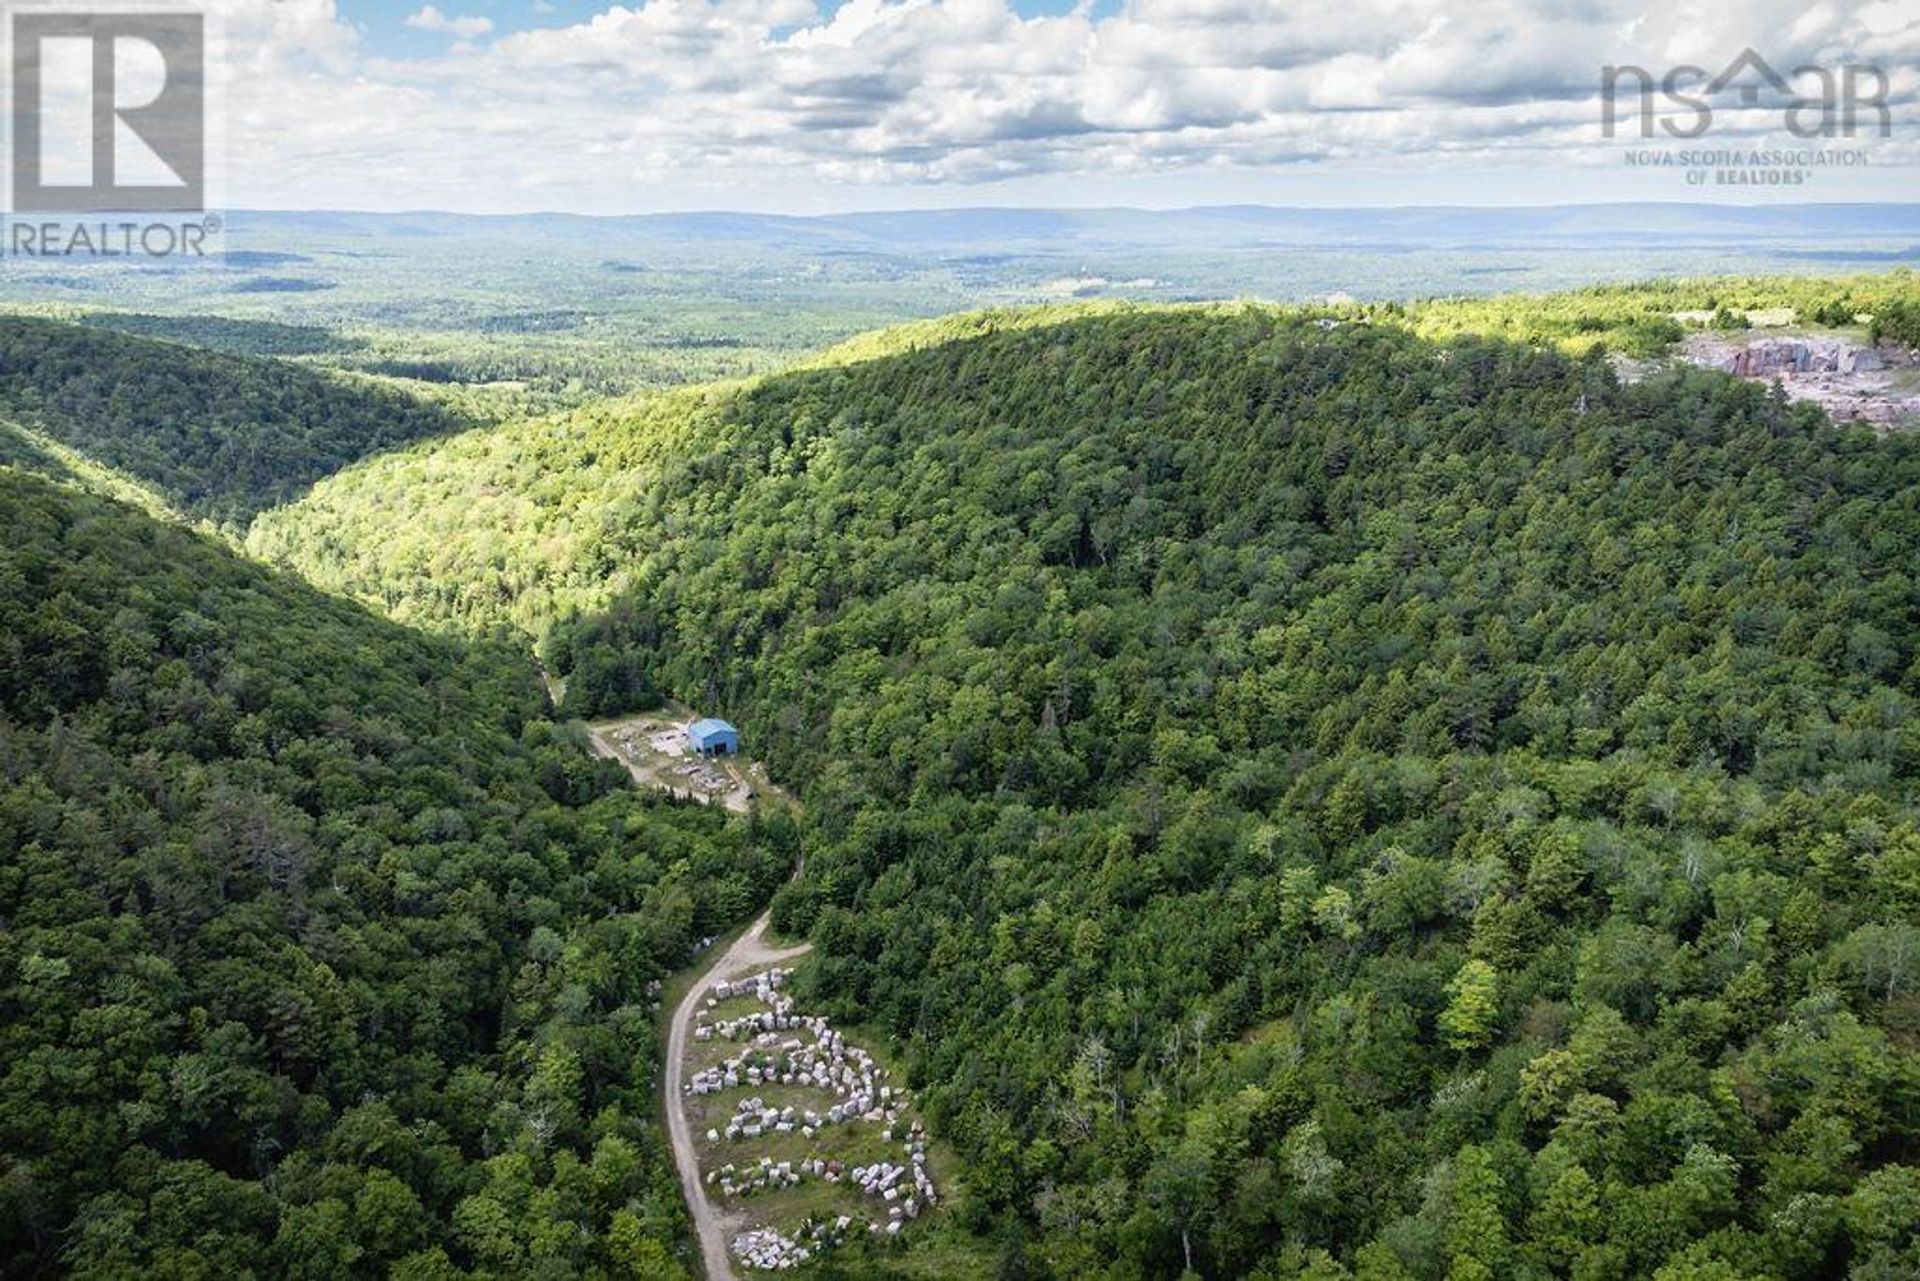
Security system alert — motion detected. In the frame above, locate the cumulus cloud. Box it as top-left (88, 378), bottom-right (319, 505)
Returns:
top-left (405, 5), bottom-right (495, 39)
top-left (205, 0), bottom-right (1919, 209)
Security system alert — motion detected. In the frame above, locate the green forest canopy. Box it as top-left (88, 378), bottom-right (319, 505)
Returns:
top-left (4, 272), bottom-right (1919, 1277)
top-left (0, 470), bottom-right (793, 1277)
top-left (246, 272), bottom-right (1920, 643)
top-left (247, 288), bottom-right (1920, 1278)
top-left (0, 317), bottom-right (467, 528)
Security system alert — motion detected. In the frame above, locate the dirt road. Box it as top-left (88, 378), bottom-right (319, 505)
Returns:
top-left (665, 911), bottom-right (813, 1280)
top-left (586, 715), bottom-right (802, 1274)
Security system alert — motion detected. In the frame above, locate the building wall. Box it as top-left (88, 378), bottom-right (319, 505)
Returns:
top-left (690, 726), bottom-right (739, 754)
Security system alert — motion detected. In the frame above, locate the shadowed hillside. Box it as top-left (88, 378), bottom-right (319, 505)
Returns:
top-left (0, 317), bottom-right (466, 526)
top-left (0, 469), bottom-right (794, 1277)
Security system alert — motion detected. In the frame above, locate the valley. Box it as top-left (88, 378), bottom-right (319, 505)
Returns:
top-left (2, 266), bottom-right (1918, 1278)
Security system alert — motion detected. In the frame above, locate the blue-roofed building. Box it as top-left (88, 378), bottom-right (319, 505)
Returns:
top-left (687, 717), bottom-right (740, 756)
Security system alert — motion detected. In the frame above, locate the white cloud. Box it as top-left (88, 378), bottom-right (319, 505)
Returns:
top-left (405, 5), bottom-right (495, 39)
top-left (204, 0), bottom-right (1920, 211)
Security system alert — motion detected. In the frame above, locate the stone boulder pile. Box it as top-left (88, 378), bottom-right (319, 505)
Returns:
top-left (682, 965), bottom-right (941, 1268)
top-left (730, 1217), bottom-right (851, 1272)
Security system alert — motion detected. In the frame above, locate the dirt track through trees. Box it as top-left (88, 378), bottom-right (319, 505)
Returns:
top-left (665, 912), bottom-right (813, 1280)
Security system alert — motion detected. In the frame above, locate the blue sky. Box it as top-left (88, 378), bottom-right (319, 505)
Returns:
top-left (341, 0), bottom-right (1125, 57)
top-left (208, 0), bottom-right (1917, 213)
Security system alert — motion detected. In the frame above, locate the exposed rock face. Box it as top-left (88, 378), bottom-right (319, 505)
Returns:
top-left (1680, 334), bottom-right (1920, 429)
top-left (1707, 338), bottom-right (1885, 378)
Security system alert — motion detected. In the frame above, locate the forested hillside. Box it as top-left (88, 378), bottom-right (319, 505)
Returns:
top-left (250, 299), bottom-right (1920, 1279)
top-left (1397, 271), bottom-right (1918, 355)
top-left (0, 470), bottom-right (793, 1276)
top-left (0, 318), bottom-right (465, 526)
top-left (243, 273), bottom-right (1919, 645)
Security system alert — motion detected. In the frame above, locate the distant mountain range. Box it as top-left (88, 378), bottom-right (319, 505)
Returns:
top-left (233, 202), bottom-right (1920, 254)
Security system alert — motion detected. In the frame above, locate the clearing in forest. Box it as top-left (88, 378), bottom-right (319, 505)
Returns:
top-left (584, 703), bottom-right (789, 813)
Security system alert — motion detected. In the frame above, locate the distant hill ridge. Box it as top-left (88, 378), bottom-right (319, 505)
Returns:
top-left (229, 201), bottom-right (1920, 251)
top-left (0, 316), bottom-right (465, 527)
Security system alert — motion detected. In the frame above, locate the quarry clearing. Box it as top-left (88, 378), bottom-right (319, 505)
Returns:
top-left (1664, 320), bottom-right (1920, 430)
top-left (582, 702), bottom-right (908, 1274)
top-left (584, 704), bottom-right (788, 813)
top-left (1680, 330), bottom-right (1920, 429)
